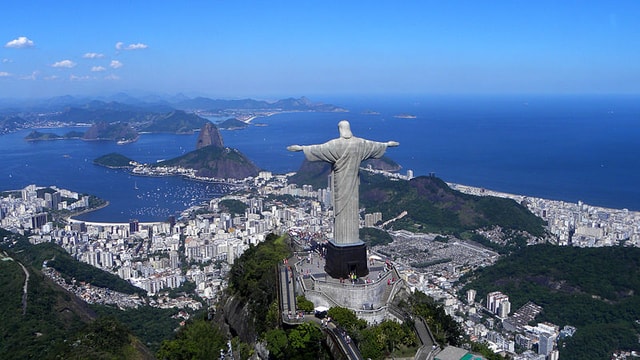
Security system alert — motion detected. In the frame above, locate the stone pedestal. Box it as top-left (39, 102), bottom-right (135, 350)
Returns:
top-left (324, 240), bottom-right (369, 279)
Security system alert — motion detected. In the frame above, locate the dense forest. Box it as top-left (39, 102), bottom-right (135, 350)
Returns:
top-left (227, 233), bottom-right (292, 336)
top-left (3, 235), bottom-right (144, 296)
top-left (360, 173), bottom-right (546, 238)
top-left (93, 152), bottom-right (136, 168)
top-left (218, 198), bottom-right (249, 216)
top-left (461, 244), bottom-right (640, 359)
top-left (24, 130), bottom-right (84, 141)
top-left (156, 144), bottom-right (260, 179)
top-left (0, 229), bottom-right (154, 359)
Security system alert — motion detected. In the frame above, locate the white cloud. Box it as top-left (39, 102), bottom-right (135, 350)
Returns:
top-left (20, 71), bottom-right (38, 80)
top-left (5, 36), bottom-right (35, 48)
top-left (115, 41), bottom-right (148, 50)
top-left (104, 74), bottom-right (120, 80)
top-left (83, 52), bottom-right (105, 59)
top-left (0, 71), bottom-right (11, 77)
top-left (2, 58), bottom-right (13, 63)
top-left (52, 60), bottom-right (76, 68)
top-left (126, 42), bottom-right (148, 50)
top-left (44, 75), bottom-right (59, 81)
top-left (69, 74), bottom-right (91, 81)
top-left (110, 60), bottom-right (123, 69)
top-left (91, 66), bottom-right (106, 72)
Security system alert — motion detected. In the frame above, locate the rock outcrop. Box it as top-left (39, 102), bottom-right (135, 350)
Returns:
top-left (196, 122), bottom-right (224, 149)
top-left (155, 121), bottom-right (260, 179)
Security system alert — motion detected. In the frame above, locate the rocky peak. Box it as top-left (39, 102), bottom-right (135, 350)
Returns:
top-left (196, 122), bottom-right (224, 150)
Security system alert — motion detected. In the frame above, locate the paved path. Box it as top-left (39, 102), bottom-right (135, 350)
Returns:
top-left (17, 261), bottom-right (29, 315)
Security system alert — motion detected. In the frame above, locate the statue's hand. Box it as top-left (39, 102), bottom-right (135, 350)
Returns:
top-left (287, 145), bottom-right (303, 152)
top-left (387, 141), bottom-right (399, 147)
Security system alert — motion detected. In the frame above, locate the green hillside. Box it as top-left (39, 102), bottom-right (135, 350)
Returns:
top-left (94, 152), bottom-right (136, 168)
top-left (139, 110), bottom-right (209, 133)
top-left (3, 231), bottom-right (144, 296)
top-left (82, 121), bottom-right (138, 141)
top-left (24, 130), bottom-right (85, 141)
top-left (217, 118), bottom-right (248, 130)
top-left (461, 244), bottom-right (640, 359)
top-left (24, 130), bottom-right (63, 141)
top-left (359, 173), bottom-right (546, 239)
top-left (157, 145), bottom-right (260, 179)
top-left (0, 229), bottom-right (154, 359)
top-left (0, 255), bottom-right (96, 359)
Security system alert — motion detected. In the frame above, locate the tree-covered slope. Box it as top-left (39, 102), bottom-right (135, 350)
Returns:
top-left (0, 229), bottom-right (153, 359)
top-left (138, 110), bottom-right (209, 133)
top-left (461, 244), bottom-right (640, 359)
top-left (227, 233), bottom-right (292, 335)
top-left (217, 118), bottom-right (248, 130)
top-left (83, 121), bottom-right (138, 141)
top-left (24, 130), bottom-right (63, 141)
top-left (94, 152), bottom-right (136, 168)
top-left (56, 105), bottom-right (152, 124)
top-left (2, 231), bottom-right (144, 296)
top-left (0, 256), bottom-right (96, 359)
top-left (24, 130), bottom-right (85, 141)
top-left (157, 145), bottom-right (260, 179)
top-left (359, 174), bottom-right (546, 237)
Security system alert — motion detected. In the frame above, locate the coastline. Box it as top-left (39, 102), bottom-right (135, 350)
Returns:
top-left (67, 200), bottom-right (110, 223)
top-left (448, 182), bottom-right (640, 214)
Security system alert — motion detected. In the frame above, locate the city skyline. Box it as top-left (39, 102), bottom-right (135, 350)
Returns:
top-left (2, 1), bottom-right (640, 99)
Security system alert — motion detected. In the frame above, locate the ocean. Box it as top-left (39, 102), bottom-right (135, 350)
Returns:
top-left (2, 94), bottom-right (639, 222)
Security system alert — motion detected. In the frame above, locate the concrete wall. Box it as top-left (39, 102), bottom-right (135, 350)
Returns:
top-left (303, 270), bottom-right (407, 325)
top-left (316, 279), bottom-right (387, 310)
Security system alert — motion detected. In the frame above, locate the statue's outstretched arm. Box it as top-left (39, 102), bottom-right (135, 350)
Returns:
top-left (387, 141), bottom-right (399, 147)
top-left (287, 145), bottom-right (303, 152)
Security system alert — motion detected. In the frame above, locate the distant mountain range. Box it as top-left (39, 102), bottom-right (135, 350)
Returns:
top-left (173, 95), bottom-right (346, 112)
top-left (0, 93), bottom-right (346, 116)
top-left (1, 94), bottom-right (346, 136)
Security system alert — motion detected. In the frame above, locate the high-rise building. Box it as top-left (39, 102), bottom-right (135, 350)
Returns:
top-left (538, 332), bottom-right (556, 356)
top-left (498, 299), bottom-right (511, 318)
top-left (168, 215), bottom-right (176, 234)
top-left (486, 291), bottom-right (510, 316)
top-left (101, 251), bottom-right (114, 268)
top-left (466, 289), bottom-right (476, 304)
top-left (364, 212), bottom-right (382, 227)
top-left (129, 219), bottom-right (139, 234)
top-left (71, 221), bottom-right (87, 233)
top-left (31, 213), bottom-right (48, 229)
top-left (44, 191), bottom-right (61, 209)
top-left (169, 250), bottom-right (180, 269)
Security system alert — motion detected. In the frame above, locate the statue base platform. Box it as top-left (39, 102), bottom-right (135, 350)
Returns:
top-left (324, 241), bottom-right (369, 279)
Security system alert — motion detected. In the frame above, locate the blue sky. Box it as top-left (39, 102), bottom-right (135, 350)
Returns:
top-left (1, 1), bottom-right (639, 99)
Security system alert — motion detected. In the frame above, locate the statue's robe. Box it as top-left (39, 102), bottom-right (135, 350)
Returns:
top-left (302, 137), bottom-right (388, 245)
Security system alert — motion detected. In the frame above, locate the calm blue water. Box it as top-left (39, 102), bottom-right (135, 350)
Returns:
top-left (1, 130), bottom-right (222, 222)
top-left (2, 95), bottom-right (640, 221)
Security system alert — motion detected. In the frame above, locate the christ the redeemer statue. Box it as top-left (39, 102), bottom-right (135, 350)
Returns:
top-left (288, 120), bottom-right (398, 278)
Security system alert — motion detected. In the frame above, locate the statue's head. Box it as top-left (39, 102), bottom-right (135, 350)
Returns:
top-left (338, 120), bottom-right (353, 139)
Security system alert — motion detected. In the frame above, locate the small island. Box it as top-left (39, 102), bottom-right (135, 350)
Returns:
top-left (362, 110), bottom-right (381, 115)
top-left (25, 130), bottom-right (84, 141)
top-left (393, 113), bottom-right (417, 119)
top-left (93, 153), bottom-right (137, 169)
top-left (217, 118), bottom-right (249, 130)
